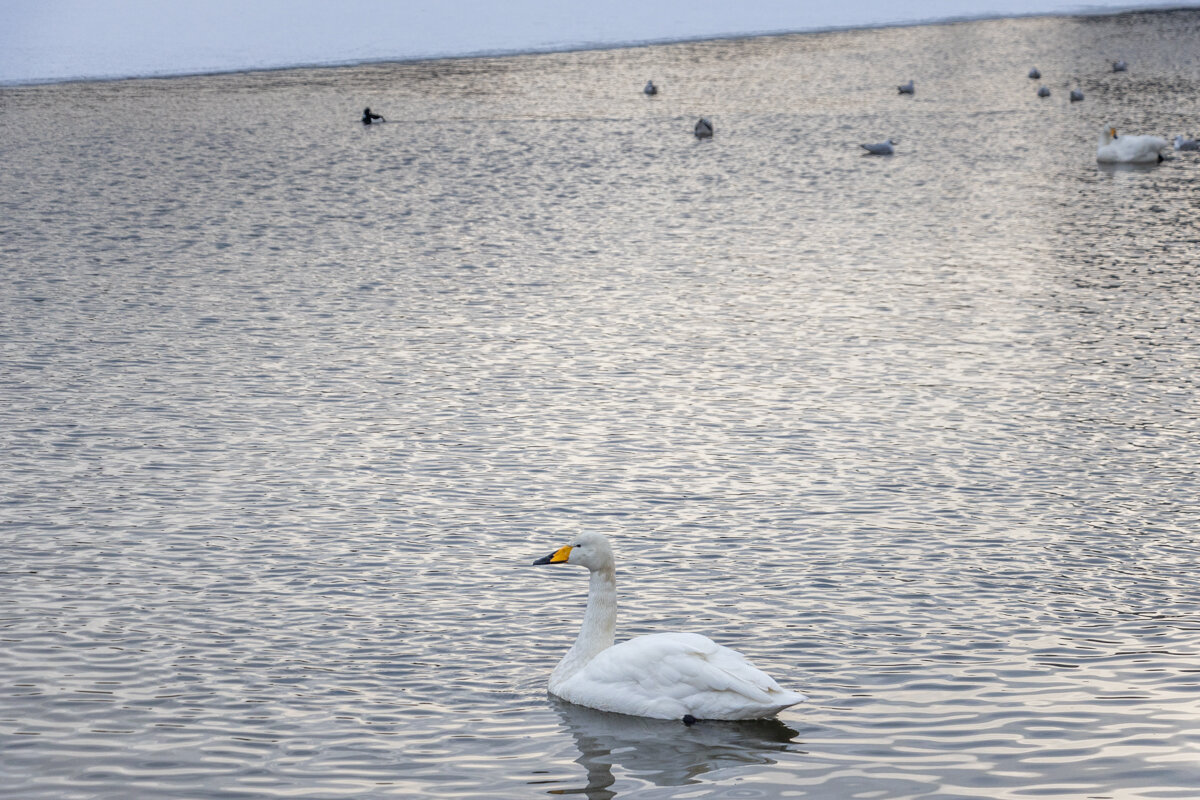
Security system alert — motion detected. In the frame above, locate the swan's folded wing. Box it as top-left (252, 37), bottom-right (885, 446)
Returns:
top-left (661, 635), bottom-right (778, 703)
top-left (1114, 135), bottom-right (1168, 162)
top-left (557, 632), bottom-right (805, 720)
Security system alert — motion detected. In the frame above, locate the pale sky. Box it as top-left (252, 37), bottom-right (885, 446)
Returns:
top-left (1, 0), bottom-right (1191, 83)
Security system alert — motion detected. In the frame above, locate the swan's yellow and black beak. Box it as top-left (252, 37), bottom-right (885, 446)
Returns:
top-left (533, 545), bottom-right (572, 566)
top-left (1111, 127), bottom-right (1118, 138)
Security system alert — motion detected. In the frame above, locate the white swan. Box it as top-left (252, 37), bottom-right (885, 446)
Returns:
top-left (532, 532), bottom-right (806, 721)
top-left (1096, 126), bottom-right (1167, 163)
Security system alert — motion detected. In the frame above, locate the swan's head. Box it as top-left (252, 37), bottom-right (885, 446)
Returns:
top-left (1099, 126), bottom-right (1117, 146)
top-left (532, 531), bottom-right (614, 571)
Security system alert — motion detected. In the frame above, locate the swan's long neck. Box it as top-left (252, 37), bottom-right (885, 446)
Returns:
top-left (550, 567), bottom-right (616, 687)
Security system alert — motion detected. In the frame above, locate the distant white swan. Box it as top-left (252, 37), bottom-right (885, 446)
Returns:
top-left (1070, 89), bottom-right (1084, 102)
top-left (861, 138), bottom-right (896, 155)
top-left (1096, 126), bottom-right (1167, 163)
top-left (1028, 67), bottom-right (1041, 79)
top-left (694, 117), bottom-right (714, 139)
top-left (1174, 135), bottom-right (1200, 151)
top-left (532, 532), bottom-right (806, 721)
top-left (898, 80), bottom-right (914, 95)
top-left (644, 80), bottom-right (658, 96)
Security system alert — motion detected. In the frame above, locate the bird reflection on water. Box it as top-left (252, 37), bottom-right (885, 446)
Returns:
top-left (1096, 160), bottom-right (1166, 174)
top-left (542, 696), bottom-right (799, 799)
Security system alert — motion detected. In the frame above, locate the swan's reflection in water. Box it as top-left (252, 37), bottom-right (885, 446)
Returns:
top-left (1097, 161), bottom-right (1165, 173)
top-left (545, 696), bottom-right (799, 799)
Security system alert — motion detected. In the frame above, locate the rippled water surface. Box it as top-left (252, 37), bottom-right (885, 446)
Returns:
top-left (3, 9), bottom-right (1200, 799)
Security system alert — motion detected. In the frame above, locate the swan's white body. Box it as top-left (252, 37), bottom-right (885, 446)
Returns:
top-left (533, 533), bottom-right (806, 721)
top-left (1096, 127), bottom-right (1167, 163)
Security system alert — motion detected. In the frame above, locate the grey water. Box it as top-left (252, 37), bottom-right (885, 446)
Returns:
top-left (3, 8), bottom-right (1200, 799)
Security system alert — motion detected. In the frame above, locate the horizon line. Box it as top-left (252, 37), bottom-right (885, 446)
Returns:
top-left (2, 2), bottom-right (1193, 88)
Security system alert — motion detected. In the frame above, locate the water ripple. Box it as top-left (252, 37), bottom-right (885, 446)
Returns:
top-left (4, 8), bottom-right (1200, 799)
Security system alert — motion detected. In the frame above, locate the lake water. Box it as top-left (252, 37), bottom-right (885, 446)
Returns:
top-left (2, 9), bottom-right (1200, 799)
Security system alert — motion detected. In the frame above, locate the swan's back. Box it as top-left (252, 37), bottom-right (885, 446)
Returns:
top-left (551, 632), bottom-right (807, 721)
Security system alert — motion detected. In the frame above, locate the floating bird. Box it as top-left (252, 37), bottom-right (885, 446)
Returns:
top-left (1037, 86), bottom-right (1051, 98)
top-left (1070, 89), bottom-right (1084, 102)
top-left (1029, 67), bottom-right (1041, 79)
top-left (361, 107), bottom-right (385, 125)
top-left (644, 80), bottom-right (657, 96)
top-left (898, 80), bottom-right (914, 95)
top-left (532, 532), bottom-right (806, 720)
top-left (694, 117), bottom-right (713, 139)
top-left (1113, 60), bottom-right (1128, 72)
top-left (1174, 135), bottom-right (1200, 151)
top-left (861, 138), bottom-right (896, 155)
top-left (1096, 126), bottom-right (1167, 163)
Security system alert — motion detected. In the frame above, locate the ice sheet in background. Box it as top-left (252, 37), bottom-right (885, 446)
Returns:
top-left (0, 0), bottom-right (1191, 84)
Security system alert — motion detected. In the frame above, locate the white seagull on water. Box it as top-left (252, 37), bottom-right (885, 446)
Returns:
top-left (861, 138), bottom-right (896, 155)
